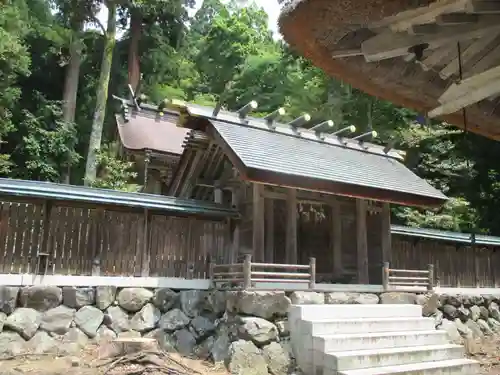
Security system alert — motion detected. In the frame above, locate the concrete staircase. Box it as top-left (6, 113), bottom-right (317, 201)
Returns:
top-left (289, 304), bottom-right (479, 375)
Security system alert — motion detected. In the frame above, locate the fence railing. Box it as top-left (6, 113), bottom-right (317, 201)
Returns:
top-left (210, 254), bottom-right (316, 289)
top-left (382, 261), bottom-right (434, 291)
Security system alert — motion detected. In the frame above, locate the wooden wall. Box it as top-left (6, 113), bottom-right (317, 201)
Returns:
top-left (390, 235), bottom-right (500, 288)
top-left (0, 201), bottom-right (230, 278)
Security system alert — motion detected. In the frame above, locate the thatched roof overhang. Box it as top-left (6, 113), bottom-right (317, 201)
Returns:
top-left (278, 0), bottom-right (500, 140)
top-left (169, 101), bottom-right (447, 207)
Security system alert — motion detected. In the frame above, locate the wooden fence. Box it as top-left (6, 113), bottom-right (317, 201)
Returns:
top-left (390, 235), bottom-right (500, 288)
top-left (382, 262), bottom-right (434, 292)
top-left (211, 255), bottom-right (316, 289)
top-left (0, 201), bottom-right (231, 278)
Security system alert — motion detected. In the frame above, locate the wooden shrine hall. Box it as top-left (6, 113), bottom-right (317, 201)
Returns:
top-left (152, 100), bottom-right (448, 285)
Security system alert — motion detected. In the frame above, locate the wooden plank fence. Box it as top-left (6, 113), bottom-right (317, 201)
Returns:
top-left (0, 201), bottom-right (230, 278)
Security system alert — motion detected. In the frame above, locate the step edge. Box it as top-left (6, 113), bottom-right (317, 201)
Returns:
top-left (305, 317), bottom-right (434, 323)
top-left (337, 358), bottom-right (480, 375)
top-left (315, 330), bottom-right (447, 339)
top-left (324, 344), bottom-right (465, 357)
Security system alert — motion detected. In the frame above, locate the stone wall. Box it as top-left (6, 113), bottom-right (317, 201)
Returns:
top-left (0, 286), bottom-right (499, 374)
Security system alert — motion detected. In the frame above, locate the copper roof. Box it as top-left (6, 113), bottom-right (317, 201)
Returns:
top-left (278, 0), bottom-right (500, 140)
top-left (115, 110), bottom-right (190, 155)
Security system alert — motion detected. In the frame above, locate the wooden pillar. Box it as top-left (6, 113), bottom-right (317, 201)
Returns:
top-left (381, 202), bottom-right (392, 263)
top-left (265, 199), bottom-right (274, 263)
top-left (286, 189), bottom-right (298, 264)
top-left (331, 200), bottom-right (342, 277)
top-left (141, 208), bottom-right (151, 277)
top-left (356, 199), bottom-right (369, 284)
top-left (230, 187), bottom-right (240, 263)
top-left (252, 183), bottom-right (265, 262)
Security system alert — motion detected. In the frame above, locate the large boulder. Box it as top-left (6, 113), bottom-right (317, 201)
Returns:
top-left (130, 303), bottom-right (160, 333)
top-left (227, 291), bottom-right (291, 319)
top-left (191, 315), bottom-right (216, 338)
top-left (203, 290), bottom-right (226, 315)
top-left (488, 301), bottom-right (500, 321)
top-left (95, 325), bottom-right (117, 344)
top-left (354, 293), bottom-right (380, 304)
top-left (74, 306), bottom-right (104, 338)
top-left (117, 288), bottom-right (153, 312)
top-left (416, 294), bottom-right (439, 316)
top-left (194, 337), bottom-right (215, 360)
top-left (0, 287), bottom-right (19, 315)
top-left (0, 312), bottom-right (6, 332)
top-left (325, 292), bottom-right (357, 304)
top-left (289, 291), bottom-right (324, 305)
top-left (105, 306), bottom-right (130, 333)
top-left (443, 304), bottom-right (459, 319)
top-left (152, 288), bottom-right (178, 312)
top-left (212, 324), bottom-right (231, 362)
top-left (238, 317), bottom-right (278, 346)
top-left (144, 329), bottom-right (176, 352)
top-left (262, 342), bottom-right (291, 375)
top-left (380, 292), bottom-right (416, 304)
top-left (95, 286), bottom-right (117, 310)
top-left (158, 308), bottom-right (190, 331)
top-left (180, 290), bottom-right (205, 318)
top-left (27, 331), bottom-right (58, 354)
top-left (0, 331), bottom-right (26, 357)
top-left (61, 327), bottom-right (89, 354)
top-left (174, 328), bottom-right (196, 356)
top-left (5, 308), bottom-right (42, 340)
top-left (62, 287), bottom-right (95, 308)
top-left (40, 305), bottom-right (75, 334)
top-left (438, 318), bottom-right (461, 343)
top-left (470, 305), bottom-right (481, 321)
top-left (226, 340), bottom-right (268, 375)
top-left (19, 286), bottom-right (62, 312)
top-left (477, 319), bottom-right (494, 335)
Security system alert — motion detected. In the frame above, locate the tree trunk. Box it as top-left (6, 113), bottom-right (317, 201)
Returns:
top-left (61, 19), bottom-right (84, 184)
top-left (84, 1), bottom-right (117, 185)
top-left (128, 8), bottom-right (142, 95)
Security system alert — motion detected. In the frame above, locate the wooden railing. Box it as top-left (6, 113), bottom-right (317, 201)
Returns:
top-left (210, 255), bottom-right (316, 289)
top-left (382, 261), bottom-right (434, 292)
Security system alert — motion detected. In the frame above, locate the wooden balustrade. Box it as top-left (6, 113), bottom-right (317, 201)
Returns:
top-left (382, 261), bottom-right (434, 292)
top-left (210, 255), bottom-right (316, 290)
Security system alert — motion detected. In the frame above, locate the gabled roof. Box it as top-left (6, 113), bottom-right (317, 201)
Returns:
top-left (115, 104), bottom-right (190, 156)
top-left (170, 101), bottom-right (447, 207)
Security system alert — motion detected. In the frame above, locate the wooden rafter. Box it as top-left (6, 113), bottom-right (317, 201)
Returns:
top-left (361, 20), bottom-right (500, 61)
top-left (439, 33), bottom-right (500, 79)
top-left (429, 64), bottom-right (500, 117)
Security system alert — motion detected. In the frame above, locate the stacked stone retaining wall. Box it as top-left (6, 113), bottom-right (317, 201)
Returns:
top-left (0, 286), bottom-right (499, 374)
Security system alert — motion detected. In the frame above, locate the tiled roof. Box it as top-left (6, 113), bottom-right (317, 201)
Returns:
top-left (211, 119), bottom-right (447, 203)
top-left (115, 110), bottom-right (189, 155)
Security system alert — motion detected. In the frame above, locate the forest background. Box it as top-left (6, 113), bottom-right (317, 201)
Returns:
top-left (2, 0), bottom-right (499, 234)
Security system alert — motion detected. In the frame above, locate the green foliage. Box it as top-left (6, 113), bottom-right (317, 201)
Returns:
top-left (13, 94), bottom-right (80, 181)
top-left (88, 142), bottom-right (140, 192)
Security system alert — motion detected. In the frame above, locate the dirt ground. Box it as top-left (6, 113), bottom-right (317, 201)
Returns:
top-left (471, 335), bottom-right (500, 375)
top-left (0, 338), bottom-right (499, 375)
top-left (0, 345), bottom-right (229, 375)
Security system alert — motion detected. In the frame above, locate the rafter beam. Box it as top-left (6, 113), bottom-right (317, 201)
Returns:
top-left (439, 33), bottom-right (499, 79)
top-left (418, 45), bottom-right (457, 71)
top-left (369, 0), bottom-right (469, 32)
top-left (465, 43), bottom-right (500, 78)
top-left (465, 0), bottom-right (500, 14)
top-left (362, 20), bottom-right (500, 61)
top-left (430, 65), bottom-right (500, 117)
top-left (436, 12), bottom-right (499, 24)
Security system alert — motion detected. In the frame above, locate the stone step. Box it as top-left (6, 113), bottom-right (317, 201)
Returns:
top-left (324, 344), bottom-right (465, 371)
top-left (302, 317), bottom-right (435, 336)
top-left (333, 359), bottom-right (479, 375)
top-left (289, 304), bottom-right (423, 321)
top-left (313, 330), bottom-right (448, 352)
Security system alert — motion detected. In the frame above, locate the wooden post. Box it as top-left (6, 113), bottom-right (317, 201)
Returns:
top-left (208, 260), bottom-right (215, 288)
top-left (471, 233), bottom-right (480, 288)
top-left (356, 199), bottom-right (369, 284)
top-left (37, 200), bottom-right (53, 275)
top-left (265, 198), bottom-right (274, 263)
top-left (309, 257), bottom-right (316, 290)
top-left (382, 261), bottom-right (390, 291)
top-left (381, 202), bottom-right (392, 263)
top-left (252, 184), bottom-right (265, 262)
top-left (243, 254), bottom-right (252, 289)
top-left (141, 208), bottom-right (151, 277)
top-left (330, 200), bottom-right (342, 277)
top-left (230, 187), bottom-right (240, 263)
top-left (286, 189), bottom-right (298, 264)
top-left (427, 263), bottom-right (434, 291)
